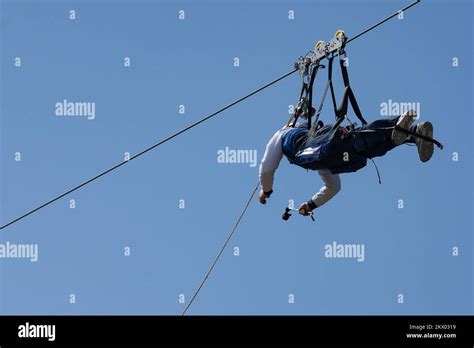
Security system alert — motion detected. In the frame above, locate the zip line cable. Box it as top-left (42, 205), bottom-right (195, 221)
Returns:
top-left (0, 70), bottom-right (297, 230)
top-left (181, 182), bottom-right (259, 316)
top-left (345, 0), bottom-right (420, 45)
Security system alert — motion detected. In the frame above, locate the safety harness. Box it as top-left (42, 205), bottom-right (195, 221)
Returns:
top-left (287, 30), bottom-right (443, 149)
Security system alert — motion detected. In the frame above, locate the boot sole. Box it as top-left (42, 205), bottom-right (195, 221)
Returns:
top-left (417, 122), bottom-right (434, 162)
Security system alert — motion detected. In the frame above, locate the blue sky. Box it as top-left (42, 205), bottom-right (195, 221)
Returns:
top-left (0, 0), bottom-right (472, 315)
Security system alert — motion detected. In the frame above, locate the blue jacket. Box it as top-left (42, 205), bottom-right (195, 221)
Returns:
top-left (281, 125), bottom-right (367, 174)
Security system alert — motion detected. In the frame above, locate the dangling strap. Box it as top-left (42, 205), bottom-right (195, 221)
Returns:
top-left (370, 158), bottom-right (382, 184)
top-left (394, 125), bottom-right (444, 149)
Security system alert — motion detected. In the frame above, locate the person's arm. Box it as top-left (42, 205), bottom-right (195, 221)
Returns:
top-left (311, 169), bottom-right (341, 207)
top-left (258, 129), bottom-right (284, 203)
top-left (299, 169), bottom-right (341, 214)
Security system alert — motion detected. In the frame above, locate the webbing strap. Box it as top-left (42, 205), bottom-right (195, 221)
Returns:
top-left (287, 82), bottom-right (307, 128)
top-left (330, 114), bottom-right (346, 133)
top-left (339, 53), bottom-right (351, 86)
top-left (328, 57), bottom-right (338, 117)
top-left (394, 125), bottom-right (444, 149)
top-left (338, 54), bottom-right (368, 126)
top-left (307, 64), bottom-right (320, 129)
top-left (309, 81), bottom-right (330, 136)
top-left (287, 64), bottom-right (321, 129)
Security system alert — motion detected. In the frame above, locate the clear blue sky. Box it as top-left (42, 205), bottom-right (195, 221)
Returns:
top-left (0, 0), bottom-right (472, 315)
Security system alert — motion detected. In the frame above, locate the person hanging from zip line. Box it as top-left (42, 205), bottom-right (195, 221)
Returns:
top-left (258, 109), bottom-right (436, 217)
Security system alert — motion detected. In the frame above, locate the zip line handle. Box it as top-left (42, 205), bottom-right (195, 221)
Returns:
top-left (282, 207), bottom-right (315, 222)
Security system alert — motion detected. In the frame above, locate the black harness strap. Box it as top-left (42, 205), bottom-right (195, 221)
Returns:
top-left (339, 52), bottom-right (351, 85)
top-left (337, 53), bottom-right (368, 126)
top-left (308, 56), bottom-right (336, 137)
top-left (306, 64), bottom-right (320, 130)
top-left (288, 63), bottom-right (322, 129)
top-left (292, 49), bottom-right (369, 135)
top-left (287, 81), bottom-right (307, 128)
top-left (308, 81), bottom-right (330, 136)
top-left (327, 56), bottom-right (338, 118)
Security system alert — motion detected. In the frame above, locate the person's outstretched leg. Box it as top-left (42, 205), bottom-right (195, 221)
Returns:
top-left (394, 111), bottom-right (435, 162)
top-left (351, 110), bottom-right (418, 158)
top-left (351, 110), bottom-right (435, 162)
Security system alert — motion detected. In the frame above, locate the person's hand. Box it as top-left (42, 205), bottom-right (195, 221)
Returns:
top-left (298, 202), bottom-right (311, 216)
top-left (259, 191), bottom-right (269, 205)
